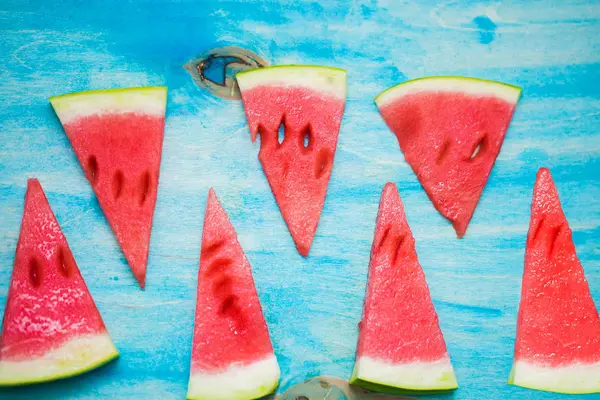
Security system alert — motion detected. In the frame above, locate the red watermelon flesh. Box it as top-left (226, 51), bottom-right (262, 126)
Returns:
top-left (50, 87), bottom-right (167, 288)
top-left (509, 168), bottom-right (600, 394)
top-left (187, 189), bottom-right (279, 399)
top-left (237, 66), bottom-right (346, 256)
top-left (0, 179), bottom-right (118, 385)
top-left (351, 183), bottom-right (457, 391)
top-left (376, 77), bottom-right (521, 238)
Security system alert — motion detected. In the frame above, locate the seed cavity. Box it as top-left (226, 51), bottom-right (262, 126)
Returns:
top-left (436, 139), bottom-right (451, 165)
top-left (299, 125), bottom-right (312, 151)
top-left (314, 148), bottom-right (333, 179)
top-left (530, 218), bottom-right (545, 244)
top-left (112, 170), bottom-right (125, 200)
top-left (202, 239), bottom-right (225, 259)
top-left (212, 276), bottom-right (233, 295)
top-left (378, 226), bottom-right (391, 249)
top-left (392, 235), bottom-right (407, 265)
top-left (29, 257), bottom-right (43, 288)
top-left (548, 224), bottom-right (563, 256)
top-left (219, 294), bottom-right (239, 315)
top-left (278, 121), bottom-right (285, 145)
top-left (469, 135), bottom-right (487, 161)
top-left (204, 257), bottom-right (232, 278)
top-left (86, 155), bottom-right (99, 185)
top-left (57, 246), bottom-right (75, 278)
top-left (138, 171), bottom-right (151, 206)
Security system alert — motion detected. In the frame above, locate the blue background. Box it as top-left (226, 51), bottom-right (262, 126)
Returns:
top-left (1, 0), bottom-right (599, 398)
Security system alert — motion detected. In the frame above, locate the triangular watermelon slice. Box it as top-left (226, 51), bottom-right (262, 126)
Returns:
top-left (50, 87), bottom-right (168, 288)
top-left (187, 189), bottom-right (280, 400)
top-left (0, 179), bottom-right (119, 386)
top-left (376, 77), bottom-right (521, 238)
top-left (509, 168), bottom-right (600, 394)
top-left (351, 183), bottom-right (457, 392)
top-left (237, 66), bottom-right (347, 256)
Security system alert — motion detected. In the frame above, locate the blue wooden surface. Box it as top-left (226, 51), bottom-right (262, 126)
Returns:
top-left (1, 0), bottom-right (599, 399)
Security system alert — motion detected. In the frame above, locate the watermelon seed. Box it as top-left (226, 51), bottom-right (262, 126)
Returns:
top-left (202, 239), bottom-right (225, 259)
top-left (29, 257), bottom-right (43, 288)
top-left (86, 155), bottom-right (99, 185)
top-left (314, 148), bottom-right (333, 179)
top-left (57, 246), bottom-right (74, 278)
top-left (112, 170), bottom-right (125, 200)
top-left (295, 397), bottom-right (309, 400)
top-left (212, 276), bottom-right (233, 295)
top-left (204, 257), bottom-right (233, 277)
top-left (469, 136), bottom-right (487, 161)
top-left (138, 171), bottom-right (151, 206)
top-left (436, 139), bottom-right (451, 165)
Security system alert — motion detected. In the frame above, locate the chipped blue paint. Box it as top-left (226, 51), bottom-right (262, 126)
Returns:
top-left (0, 0), bottom-right (599, 399)
top-left (473, 15), bottom-right (497, 44)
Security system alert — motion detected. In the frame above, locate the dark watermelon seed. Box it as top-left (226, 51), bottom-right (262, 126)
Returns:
top-left (314, 148), bottom-right (333, 179)
top-left (112, 170), bottom-right (125, 200)
top-left (86, 155), bottom-right (99, 185)
top-left (57, 246), bottom-right (75, 278)
top-left (29, 257), bottom-right (43, 288)
top-left (202, 238), bottom-right (225, 259)
top-left (436, 139), bottom-right (451, 165)
top-left (138, 171), bottom-right (151, 206)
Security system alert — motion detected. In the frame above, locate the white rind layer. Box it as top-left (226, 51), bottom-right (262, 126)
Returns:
top-left (375, 77), bottom-right (521, 108)
top-left (237, 66), bottom-right (346, 100)
top-left (50, 86), bottom-right (167, 124)
top-left (352, 356), bottom-right (458, 390)
top-left (0, 332), bottom-right (119, 385)
top-left (187, 355), bottom-right (280, 400)
top-left (510, 360), bottom-right (600, 394)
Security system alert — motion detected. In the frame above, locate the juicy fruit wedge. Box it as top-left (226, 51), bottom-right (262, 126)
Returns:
top-left (50, 86), bottom-right (168, 289)
top-left (509, 168), bottom-right (600, 394)
top-left (0, 179), bottom-right (118, 385)
top-left (351, 183), bottom-right (457, 392)
top-left (376, 77), bottom-right (521, 238)
top-left (237, 66), bottom-right (346, 256)
top-left (187, 189), bottom-right (280, 400)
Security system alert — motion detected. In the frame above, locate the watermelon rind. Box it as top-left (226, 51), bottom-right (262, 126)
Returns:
top-left (0, 333), bottom-right (118, 386)
top-left (375, 76), bottom-right (521, 108)
top-left (186, 355), bottom-right (280, 400)
top-left (350, 356), bottom-right (458, 393)
top-left (509, 360), bottom-right (600, 394)
top-left (236, 65), bottom-right (346, 100)
top-left (50, 86), bottom-right (167, 124)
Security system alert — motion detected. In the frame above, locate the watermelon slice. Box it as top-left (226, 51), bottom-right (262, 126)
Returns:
top-left (509, 168), bottom-right (600, 394)
top-left (50, 86), bottom-right (168, 289)
top-left (376, 77), bottom-right (521, 238)
top-left (351, 183), bottom-right (457, 392)
top-left (187, 189), bottom-right (280, 400)
top-left (0, 179), bottom-right (118, 386)
top-left (237, 66), bottom-right (347, 256)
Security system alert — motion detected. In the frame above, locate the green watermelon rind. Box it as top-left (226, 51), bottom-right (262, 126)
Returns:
top-left (0, 333), bottom-right (119, 386)
top-left (375, 76), bottom-right (522, 107)
top-left (350, 357), bottom-right (458, 394)
top-left (508, 360), bottom-right (600, 394)
top-left (49, 86), bottom-right (167, 123)
top-left (186, 355), bottom-right (280, 400)
top-left (236, 65), bottom-right (346, 99)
